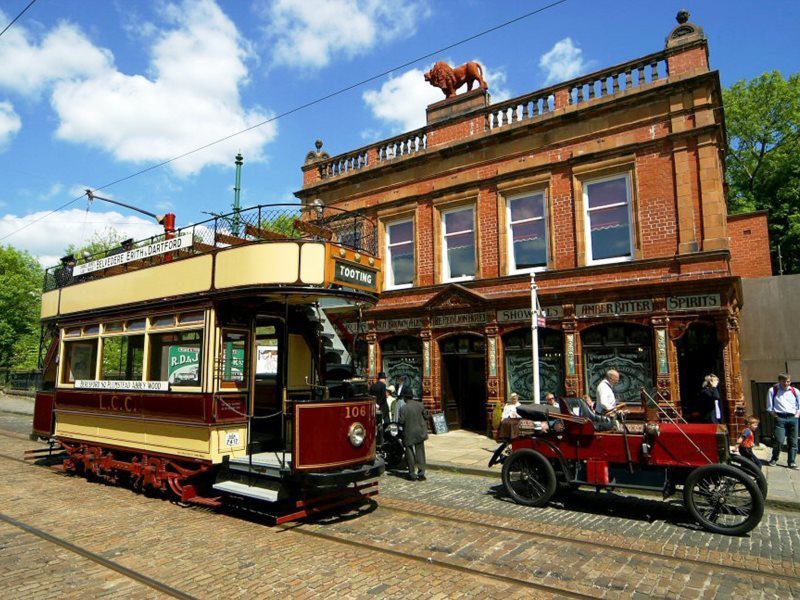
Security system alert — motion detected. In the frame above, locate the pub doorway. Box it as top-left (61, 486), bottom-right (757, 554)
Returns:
top-left (439, 334), bottom-right (486, 431)
top-left (676, 322), bottom-right (724, 418)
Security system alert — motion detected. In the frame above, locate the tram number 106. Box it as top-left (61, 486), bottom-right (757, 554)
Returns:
top-left (345, 405), bottom-right (368, 419)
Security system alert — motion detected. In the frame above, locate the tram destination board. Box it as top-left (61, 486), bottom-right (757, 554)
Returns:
top-left (333, 260), bottom-right (378, 291)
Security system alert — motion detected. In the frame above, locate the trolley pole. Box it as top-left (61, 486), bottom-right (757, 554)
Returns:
top-left (233, 153), bottom-right (243, 237)
top-left (530, 273), bottom-right (541, 404)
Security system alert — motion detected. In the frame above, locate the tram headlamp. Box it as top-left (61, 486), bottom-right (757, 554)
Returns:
top-left (348, 422), bottom-right (366, 447)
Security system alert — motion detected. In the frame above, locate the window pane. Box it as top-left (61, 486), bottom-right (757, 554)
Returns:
top-left (444, 208), bottom-right (473, 233)
top-left (510, 194), bottom-right (544, 221)
top-left (586, 177), bottom-right (627, 209)
top-left (148, 330), bottom-right (202, 386)
top-left (222, 331), bottom-right (248, 382)
top-left (101, 335), bottom-right (144, 380)
top-left (391, 252), bottom-right (414, 285)
top-left (152, 315), bottom-right (175, 328)
top-left (104, 322), bottom-right (124, 333)
top-left (512, 220), bottom-right (547, 268)
top-left (126, 319), bottom-right (146, 331)
top-left (447, 244), bottom-right (476, 277)
top-left (83, 325), bottom-right (100, 335)
top-left (62, 341), bottom-right (98, 383)
top-left (389, 221), bottom-right (413, 245)
top-left (589, 205), bottom-right (631, 260)
top-left (179, 312), bottom-right (204, 324)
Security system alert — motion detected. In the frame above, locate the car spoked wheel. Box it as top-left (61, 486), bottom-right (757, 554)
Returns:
top-left (728, 455), bottom-right (768, 497)
top-left (683, 464), bottom-right (764, 535)
top-left (501, 449), bottom-right (556, 507)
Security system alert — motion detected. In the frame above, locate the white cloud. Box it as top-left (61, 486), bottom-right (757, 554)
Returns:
top-left (0, 1), bottom-right (277, 176)
top-left (539, 38), bottom-right (589, 85)
top-left (50, 0), bottom-right (277, 176)
top-left (0, 102), bottom-right (21, 149)
top-left (261, 0), bottom-right (429, 69)
top-left (0, 209), bottom-right (164, 266)
top-left (0, 16), bottom-right (111, 97)
top-left (362, 60), bottom-right (510, 135)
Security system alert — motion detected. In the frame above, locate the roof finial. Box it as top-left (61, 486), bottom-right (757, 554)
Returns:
top-left (676, 9), bottom-right (690, 24)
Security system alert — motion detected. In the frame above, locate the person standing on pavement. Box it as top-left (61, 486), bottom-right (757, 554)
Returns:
top-left (398, 389), bottom-right (428, 481)
top-left (767, 373), bottom-right (800, 468)
top-left (736, 416), bottom-right (762, 471)
top-left (596, 369), bottom-right (620, 415)
top-left (369, 372), bottom-right (390, 444)
top-left (697, 374), bottom-right (722, 424)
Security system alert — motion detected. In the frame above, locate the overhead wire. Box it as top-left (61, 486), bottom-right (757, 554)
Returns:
top-left (0, 0), bottom-right (37, 39)
top-left (0, 0), bottom-right (568, 243)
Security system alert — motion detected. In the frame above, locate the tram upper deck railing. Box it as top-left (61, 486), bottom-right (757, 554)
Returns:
top-left (43, 203), bottom-right (377, 292)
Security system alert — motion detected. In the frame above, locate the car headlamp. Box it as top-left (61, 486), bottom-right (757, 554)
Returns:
top-left (348, 422), bottom-right (366, 447)
top-left (387, 423), bottom-right (399, 437)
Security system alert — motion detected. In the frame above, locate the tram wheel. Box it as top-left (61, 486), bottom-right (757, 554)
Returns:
top-left (501, 449), bottom-right (556, 507)
top-left (728, 455), bottom-right (768, 498)
top-left (683, 463), bottom-right (764, 535)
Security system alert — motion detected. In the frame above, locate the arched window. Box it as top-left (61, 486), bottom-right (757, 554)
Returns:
top-left (582, 323), bottom-right (653, 403)
top-left (381, 336), bottom-right (423, 398)
top-left (502, 328), bottom-right (564, 403)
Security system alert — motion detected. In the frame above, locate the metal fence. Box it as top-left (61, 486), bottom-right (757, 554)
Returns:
top-left (44, 203), bottom-right (378, 292)
top-left (1, 369), bottom-right (41, 391)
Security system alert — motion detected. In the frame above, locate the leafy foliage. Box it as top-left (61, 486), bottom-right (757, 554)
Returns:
top-left (0, 246), bottom-right (44, 370)
top-left (724, 71), bottom-right (800, 273)
top-left (64, 226), bottom-right (125, 260)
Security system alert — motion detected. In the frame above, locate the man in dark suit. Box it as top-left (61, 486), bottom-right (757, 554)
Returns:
top-left (398, 390), bottom-right (428, 481)
top-left (395, 375), bottom-right (408, 400)
top-left (369, 372), bottom-right (389, 444)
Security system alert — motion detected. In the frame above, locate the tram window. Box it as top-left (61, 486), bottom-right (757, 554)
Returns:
top-left (62, 340), bottom-right (98, 383)
top-left (149, 330), bottom-right (203, 386)
top-left (255, 325), bottom-right (279, 380)
top-left (64, 327), bottom-right (81, 338)
top-left (83, 324), bottom-right (100, 335)
top-left (104, 322), bottom-right (124, 333)
top-left (221, 331), bottom-right (248, 386)
top-left (151, 315), bottom-right (176, 328)
top-left (101, 335), bottom-right (144, 380)
top-left (126, 319), bottom-right (146, 331)
top-left (179, 312), bottom-right (204, 325)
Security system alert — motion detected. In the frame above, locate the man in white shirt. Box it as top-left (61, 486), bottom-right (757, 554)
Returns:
top-left (596, 369), bottom-right (620, 415)
top-left (767, 373), bottom-right (800, 468)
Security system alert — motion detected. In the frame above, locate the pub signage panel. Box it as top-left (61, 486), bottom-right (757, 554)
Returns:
top-left (667, 294), bottom-right (721, 311)
top-left (497, 306), bottom-right (564, 323)
top-left (333, 260), bottom-right (378, 291)
top-left (432, 312), bottom-right (487, 328)
top-left (576, 299), bottom-right (653, 317)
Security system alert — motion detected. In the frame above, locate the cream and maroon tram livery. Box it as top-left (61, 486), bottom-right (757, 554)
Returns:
top-left (31, 204), bottom-right (384, 522)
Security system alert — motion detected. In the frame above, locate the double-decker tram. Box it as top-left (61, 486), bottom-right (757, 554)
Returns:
top-left (31, 203), bottom-right (384, 523)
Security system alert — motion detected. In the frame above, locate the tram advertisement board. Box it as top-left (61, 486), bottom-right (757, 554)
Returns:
top-left (168, 345), bottom-right (200, 384)
top-left (73, 231), bottom-right (194, 276)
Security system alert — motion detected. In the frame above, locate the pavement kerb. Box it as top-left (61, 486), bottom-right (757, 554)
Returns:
top-left (425, 460), bottom-right (800, 512)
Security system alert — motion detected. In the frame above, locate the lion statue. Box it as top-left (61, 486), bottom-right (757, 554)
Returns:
top-left (424, 61), bottom-right (488, 99)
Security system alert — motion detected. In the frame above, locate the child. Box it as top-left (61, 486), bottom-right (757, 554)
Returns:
top-left (736, 416), bottom-right (761, 471)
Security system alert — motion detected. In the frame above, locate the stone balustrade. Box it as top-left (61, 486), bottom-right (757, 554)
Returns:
top-left (306, 42), bottom-right (704, 182)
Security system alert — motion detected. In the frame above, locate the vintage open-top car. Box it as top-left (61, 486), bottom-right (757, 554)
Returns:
top-left (489, 394), bottom-right (766, 535)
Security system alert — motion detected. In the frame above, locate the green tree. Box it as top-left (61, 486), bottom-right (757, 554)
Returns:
top-left (65, 226), bottom-right (125, 259)
top-left (724, 71), bottom-right (800, 273)
top-left (0, 246), bottom-right (44, 371)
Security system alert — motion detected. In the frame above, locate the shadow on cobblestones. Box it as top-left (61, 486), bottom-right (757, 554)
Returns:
top-left (486, 481), bottom-right (709, 533)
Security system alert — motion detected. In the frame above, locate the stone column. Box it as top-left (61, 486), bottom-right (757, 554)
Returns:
top-left (485, 322), bottom-right (500, 432)
top-left (366, 328), bottom-right (378, 381)
top-left (719, 313), bottom-right (746, 436)
top-left (651, 315), bottom-right (675, 408)
top-left (562, 307), bottom-right (579, 397)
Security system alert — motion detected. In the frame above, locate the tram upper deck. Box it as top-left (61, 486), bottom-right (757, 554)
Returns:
top-left (40, 203), bottom-right (381, 321)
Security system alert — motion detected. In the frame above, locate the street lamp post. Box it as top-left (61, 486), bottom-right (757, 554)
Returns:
top-left (530, 273), bottom-right (541, 404)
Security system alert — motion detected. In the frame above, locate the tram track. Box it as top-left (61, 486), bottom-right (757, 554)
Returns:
top-left (375, 496), bottom-right (800, 584)
top-left (0, 511), bottom-right (197, 599)
top-left (278, 518), bottom-right (594, 599)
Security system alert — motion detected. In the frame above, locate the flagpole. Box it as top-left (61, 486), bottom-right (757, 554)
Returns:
top-left (531, 273), bottom-right (541, 404)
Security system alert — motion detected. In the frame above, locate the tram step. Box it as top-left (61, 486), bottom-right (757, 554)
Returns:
top-left (185, 495), bottom-right (223, 508)
top-left (213, 480), bottom-right (280, 503)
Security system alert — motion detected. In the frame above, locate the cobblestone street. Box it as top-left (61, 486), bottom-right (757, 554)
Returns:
top-left (1, 412), bottom-right (799, 599)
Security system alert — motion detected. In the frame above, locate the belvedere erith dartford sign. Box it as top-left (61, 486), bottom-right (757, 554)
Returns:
top-left (333, 260), bottom-right (378, 291)
top-left (73, 231), bottom-right (194, 276)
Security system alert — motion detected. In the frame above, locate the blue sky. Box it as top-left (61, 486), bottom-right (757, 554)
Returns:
top-left (0, 0), bottom-right (798, 266)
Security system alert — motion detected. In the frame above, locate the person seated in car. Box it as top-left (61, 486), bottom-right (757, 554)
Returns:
top-left (577, 394), bottom-right (617, 432)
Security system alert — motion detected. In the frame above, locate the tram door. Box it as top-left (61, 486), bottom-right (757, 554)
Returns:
top-left (251, 317), bottom-right (283, 447)
top-left (440, 335), bottom-right (486, 431)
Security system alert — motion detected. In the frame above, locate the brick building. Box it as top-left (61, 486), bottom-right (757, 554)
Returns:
top-left (296, 16), bottom-right (771, 434)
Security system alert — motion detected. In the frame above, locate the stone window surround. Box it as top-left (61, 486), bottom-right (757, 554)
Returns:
top-left (497, 174), bottom-right (552, 276)
top-left (572, 155), bottom-right (641, 267)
